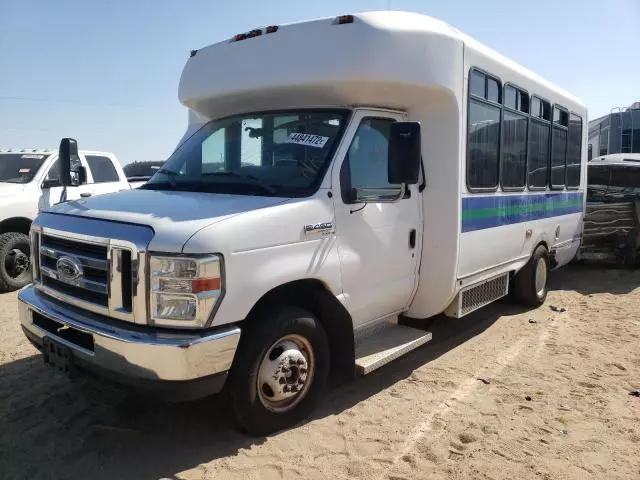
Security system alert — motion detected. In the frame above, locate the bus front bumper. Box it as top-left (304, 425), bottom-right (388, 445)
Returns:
top-left (18, 285), bottom-right (241, 401)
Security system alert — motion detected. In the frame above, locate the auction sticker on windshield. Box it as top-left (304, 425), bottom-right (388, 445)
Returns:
top-left (286, 133), bottom-right (329, 148)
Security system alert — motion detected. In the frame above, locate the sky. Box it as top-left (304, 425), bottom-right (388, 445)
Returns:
top-left (1, 0), bottom-right (639, 165)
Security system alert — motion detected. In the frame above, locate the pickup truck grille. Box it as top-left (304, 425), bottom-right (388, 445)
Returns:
top-left (32, 228), bottom-right (145, 325)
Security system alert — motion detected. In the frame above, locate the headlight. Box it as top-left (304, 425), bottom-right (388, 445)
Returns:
top-left (150, 254), bottom-right (223, 328)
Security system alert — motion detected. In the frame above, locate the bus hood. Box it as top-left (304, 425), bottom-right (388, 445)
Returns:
top-left (46, 189), bottom-right (291, 252)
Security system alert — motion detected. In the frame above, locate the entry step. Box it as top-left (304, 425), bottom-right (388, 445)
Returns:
top-left (354, 322), bottom-right (432, 375)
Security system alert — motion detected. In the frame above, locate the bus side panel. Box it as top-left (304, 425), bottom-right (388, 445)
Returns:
top-left (458, 192), bottom-right (584, 278)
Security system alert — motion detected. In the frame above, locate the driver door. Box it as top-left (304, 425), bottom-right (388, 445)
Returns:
top-left (332, 110), bottom-right (422, 328)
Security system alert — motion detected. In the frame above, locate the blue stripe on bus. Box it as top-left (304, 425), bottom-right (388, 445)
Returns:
top-left (461, 191), bottom-right (584, 233)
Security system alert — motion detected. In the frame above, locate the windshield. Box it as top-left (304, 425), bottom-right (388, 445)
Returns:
top-left (0, 153), bottom-right (49, 184)
top-left (143, 109), bottom-right (349, 196)
top-left (587, 164), bottom-right (640, 202)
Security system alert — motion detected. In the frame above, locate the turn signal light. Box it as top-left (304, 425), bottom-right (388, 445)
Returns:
top-left (192, 277), bottom-right (222, 293)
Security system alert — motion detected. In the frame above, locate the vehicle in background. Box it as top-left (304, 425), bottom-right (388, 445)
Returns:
top-left (18, 11), bottom-right (587, 435)
top-left (579, 154), bottom-right (640, 266)
top-left (0, 148), bottom-right (130, 292)
top-left (123, 161), bottom-right (164, 188)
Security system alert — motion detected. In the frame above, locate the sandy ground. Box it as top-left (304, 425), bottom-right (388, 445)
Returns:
top-left (1, 265), bottom-right (639, 480)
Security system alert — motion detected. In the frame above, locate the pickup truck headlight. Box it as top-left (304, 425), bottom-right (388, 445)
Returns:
top-left (150, 254), bottom-right (223, 328)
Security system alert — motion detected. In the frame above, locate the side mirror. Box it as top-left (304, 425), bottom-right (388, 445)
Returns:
top-left (388, 121), bottom-right (421, 185)
top-left (41, 178), bottom-right (61, 189)
top-left (58, 138), bottom-right (86, 186)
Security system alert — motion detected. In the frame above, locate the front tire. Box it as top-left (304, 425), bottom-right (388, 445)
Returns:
top-left (0, 232), bottom-right (32, 293)
top-left (228, 306), bottom-right (330, 436)
top-left (513, 245), bottom-right (549, 307)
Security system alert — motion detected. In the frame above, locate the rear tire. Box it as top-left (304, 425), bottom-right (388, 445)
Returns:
top-left (228, 306), bottom-right (330, 436)
top-left (513, 245), bottom-right (549, 307)
top-left (0, 232), bottom-right (32, 293)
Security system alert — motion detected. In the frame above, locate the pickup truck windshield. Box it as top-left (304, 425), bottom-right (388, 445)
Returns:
top-left (143, 109), bottom-right (348, 196)
top-left (0, 153), bottom-right (48, 184)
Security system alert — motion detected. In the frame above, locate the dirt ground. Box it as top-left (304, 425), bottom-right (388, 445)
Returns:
top-left (1, 265), bottom-right (639, 480)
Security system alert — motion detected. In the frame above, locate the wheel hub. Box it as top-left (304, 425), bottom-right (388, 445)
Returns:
top-left (535, 257), bottom-right (547, 297)
top-left (257, 335), bottom-right (314, 412)
top-left (6, 249), bottom-right (30, 277)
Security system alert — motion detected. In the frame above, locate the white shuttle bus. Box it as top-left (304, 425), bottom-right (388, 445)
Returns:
top-left (18, 11), bottom-right (587, 435)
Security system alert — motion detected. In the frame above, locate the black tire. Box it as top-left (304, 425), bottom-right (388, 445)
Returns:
top-left (0, 232), bottom-right (32, 293)
top-left (512, 245), bottom-right (549, 307)
top-left (228, 306), bottom-right (330, 436)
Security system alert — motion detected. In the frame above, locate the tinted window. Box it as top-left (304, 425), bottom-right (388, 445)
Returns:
top-left (541, 101), bottom-right (551, 121)
top-left (346, 117), bottom-right (399, 200)
top-left (487, 78), bottom-right (501, 103)
top-left (566, 114), bottom-right (582, 187)
top-left (587, 165), bottom-right (609, 187)
top-left (610, 166), bottom-right (640, 191)
top-left (531, 97), bottom-right (541, 118)
top-left (86, 156), bottom-right (120, 183)
top-left (0, 153), bottom-right (48, 184)
top-left (528, 120), bottom-right (550, 188)
top-left (470, 70), bottom-right (485, 97)
top-left (501, 111), bottom-right (527, 189)
top-left (550, 127), bottom-right (567, 187)
top-left (504, 85), bottom-right (517, 109)
top-left (553, 107), bottom-right (569, 127)
top-left (518, 91), bottom-right (530, 114)
top-left (468, 99), bottom-right (501, 189)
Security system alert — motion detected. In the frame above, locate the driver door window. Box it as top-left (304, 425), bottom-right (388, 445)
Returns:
top-left (343, 118), bottom-right (402, 202)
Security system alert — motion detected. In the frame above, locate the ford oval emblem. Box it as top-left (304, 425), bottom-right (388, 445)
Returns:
top-left (56, 256), bottom-right (83, 282)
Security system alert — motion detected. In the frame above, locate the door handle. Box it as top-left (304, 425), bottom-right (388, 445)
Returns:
top-left (409, 229), bottom-right (417, 249)
top-left (80, 192), bottom-right (92, 198)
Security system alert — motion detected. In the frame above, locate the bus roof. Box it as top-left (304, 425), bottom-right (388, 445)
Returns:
top-left (179, 11), bottom-right (585, 121)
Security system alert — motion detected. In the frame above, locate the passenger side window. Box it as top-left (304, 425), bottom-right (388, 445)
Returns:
top-left (528, 97), bottom-right (551, 189)
top-left (467, 69), bottom-right (501, 190)
top-left (550, 106), bottom-right (569, 188)
top-left (86, 155), bottom-right (120, 183)
top-left (501, 85), bottom-right (529, 190)
top-left (566, 114), bottom-right (583, 188)
top-left (344, 117), bottom-right (400, 201)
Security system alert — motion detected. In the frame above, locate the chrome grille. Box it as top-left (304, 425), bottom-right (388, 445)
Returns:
top-left (40, 234), bottom-right (109, 306)
top-left (30, 217), bottom-right (152, 325)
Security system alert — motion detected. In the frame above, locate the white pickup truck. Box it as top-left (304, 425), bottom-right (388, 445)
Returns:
top-left (0, 149), bottom-right (130, 291)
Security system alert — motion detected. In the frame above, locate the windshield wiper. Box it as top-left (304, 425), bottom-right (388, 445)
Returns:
top-left (202, 172), bottom-right (278, 195)
top-left (155, 168), bottom-right (180, 186)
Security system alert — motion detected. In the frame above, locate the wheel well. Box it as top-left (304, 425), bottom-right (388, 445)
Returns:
top-left (0, 217), bottom-right (32, 236)
top-left (246, 279), bottom-right (355, 384)
top-left (535, 240), bottom-right (557, 268)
